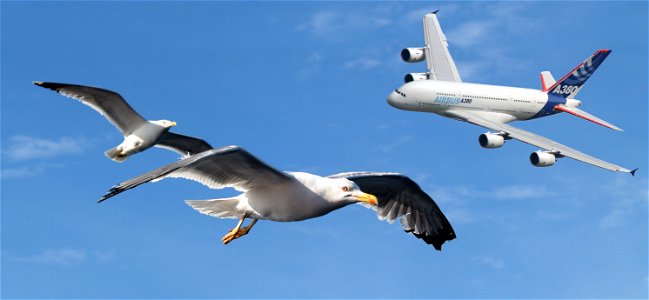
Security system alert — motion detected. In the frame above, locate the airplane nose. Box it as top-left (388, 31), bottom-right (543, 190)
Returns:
top-left (387, 91), bottom-right (400, 108)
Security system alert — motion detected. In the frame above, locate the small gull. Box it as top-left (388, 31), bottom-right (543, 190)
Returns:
top-left (34, 82), bottom-right (212, 161)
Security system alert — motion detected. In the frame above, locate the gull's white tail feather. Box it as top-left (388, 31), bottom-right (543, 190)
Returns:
top-left (105, 147), bottom-right (127, 162)
top-left (185, 198), bottom-right (240, 219)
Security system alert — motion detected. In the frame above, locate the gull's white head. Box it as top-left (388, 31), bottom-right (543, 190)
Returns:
top-left (330, 178), bottom-right (378, 206)
top-left (151, 119), bottom-right (177, 128)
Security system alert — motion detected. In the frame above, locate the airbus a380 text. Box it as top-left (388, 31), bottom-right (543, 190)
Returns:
top-left (387, 11), bottom-right (636, 175)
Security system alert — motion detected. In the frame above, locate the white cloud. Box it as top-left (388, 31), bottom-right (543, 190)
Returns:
top-left (425, 184), bottom-right (556, 225)
top-left (443, 3), bottom-right (540, 81)
top-left (404, 6), bottom-right (449, 24)
top-left (535, 210), bottom-right (573, 221)
top-left (10, 248), bottom-right (117, 266)
top-left (0, 165), bottom-right (45, 179)
top-left (22, 248), bottom-right (87, 265)
top-left (448, 20), bottom-right (497, 48)
top-left (296, 9), bottom-right (393, 37)
top-left (1, 135), bottom-right (89, 180)
top-left (598, 178), bottom-right (648, 229)
top-left (93, 250), bottom-right (117, 263)
top-left (343, 58), bottom-right (382, 70)
top-left (426, 174), bottom-right (648, 230)
top-left (294, 52), bottom-right (327, 81)
top-left (429, 184), bottom-right (552, 204)
top-left (3, 135), bottom-right (88, 161)
top-left (0, 162), bottom-right (66, 180)
top-left (291, 224), bottom-right (342, 239)
top-left (378, 134), bottom-right (412, 153)
top-left (491, 185), bottom-right (554, 200)
top-left (444, 208), bottom-right (475, 225)
top-left (307, 52), bottom-right (324, 63)
top-left (477, 256), bottom-right (505, 269)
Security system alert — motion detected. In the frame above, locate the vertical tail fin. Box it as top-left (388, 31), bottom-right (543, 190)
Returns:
top-left (540, 71), bottom-right (556, 92)
top-left (546, 49), bottom-right (611, 98)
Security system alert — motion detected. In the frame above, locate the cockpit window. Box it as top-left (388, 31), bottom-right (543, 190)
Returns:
top-left (395, 89), bottom-right (406, 97)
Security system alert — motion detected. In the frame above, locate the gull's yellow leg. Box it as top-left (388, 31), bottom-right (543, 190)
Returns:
top-left (221, 217), bottom-right (245, 245)
top-left (221, 218), bottom-right (258, 245)
top-left (236, 219), bottom-right (257, 237)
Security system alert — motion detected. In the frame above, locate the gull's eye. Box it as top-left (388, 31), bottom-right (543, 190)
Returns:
top-left (341, 186), bottom-right (350, 192)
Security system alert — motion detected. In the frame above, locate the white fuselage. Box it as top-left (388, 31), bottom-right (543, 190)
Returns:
top-left (387, 80), bottom-right (554, 122)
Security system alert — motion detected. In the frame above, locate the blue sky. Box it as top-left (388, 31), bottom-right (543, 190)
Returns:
top-left (1, 1), bottom-right (647, 298)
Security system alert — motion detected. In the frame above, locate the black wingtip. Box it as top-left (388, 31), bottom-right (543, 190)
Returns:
top-left (98, 187), bottom-right (120, 203)
top-left (431, 9), bottom-right (440, 14)
top-left (630, 168), bottom-right (638, 176)
top-left (33, 81), bottom-right (65, 91)
top-left (98, 195), bottom-right (109, 203)
top-left (412, 231), bottom-right (456, 251)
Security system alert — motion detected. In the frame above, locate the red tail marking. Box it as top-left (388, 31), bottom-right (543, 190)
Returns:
top-left (541, 73), bottom-right (549, 92)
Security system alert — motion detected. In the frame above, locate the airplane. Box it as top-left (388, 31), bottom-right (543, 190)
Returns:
top-left (386, 11), bottom-right (636, 175)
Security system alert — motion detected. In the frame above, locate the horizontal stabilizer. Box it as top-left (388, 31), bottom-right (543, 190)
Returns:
top-left (554, 104), bottom-right (623, 131)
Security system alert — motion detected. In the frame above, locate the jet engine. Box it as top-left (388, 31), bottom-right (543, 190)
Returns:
top-left (404, 72), bottom-right (428, 83)
top-left (530, 151), bottom-right (556, 167)
top-left (478, 133), bottom-right (505, 148)
top-left (401, 48), bottom-right (425, 63)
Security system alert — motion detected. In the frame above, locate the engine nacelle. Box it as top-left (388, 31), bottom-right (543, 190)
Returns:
top-left (401, 48), bottom-right (426, 63)
top-left (478, 133), bottom-right (505, 149)
top-left (530, 151), bottom-right (556, 167)
top-left (404, 72), bottom-right (428, 83)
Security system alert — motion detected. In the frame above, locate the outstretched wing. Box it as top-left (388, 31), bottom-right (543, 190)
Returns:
top-left (34, 81), bottom-right (147, 136)
top-left (423, 12), bottom-right (462, 82)
top-left (329, 172), bottom-right (456, 250)
top-left (100, 146), bottom-right (293, 202)
top-left (445, 110), bottom-right (634, 174)
top-left (156, 132), bottom-right (213, 156)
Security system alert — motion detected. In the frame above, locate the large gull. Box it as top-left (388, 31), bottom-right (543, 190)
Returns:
top-left (34, 82), bottom-right (212, 161)
top-left (100, 146), bottom-right (456, 250)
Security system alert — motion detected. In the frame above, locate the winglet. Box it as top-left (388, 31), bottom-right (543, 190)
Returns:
top-left (431, 9), bottom-right (439, 14)
top-left (630, 168), bottom-right (638, 176)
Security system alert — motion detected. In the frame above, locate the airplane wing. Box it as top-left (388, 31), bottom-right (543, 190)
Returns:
top-left (445, 110), bottom-right (635, 174)
top-left (423, 12), bottom-right (462, 82)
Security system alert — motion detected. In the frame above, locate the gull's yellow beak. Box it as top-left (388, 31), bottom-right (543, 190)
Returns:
top-left (356, 192), bottom-right (378, 206)
top-left (169, 121), bottom-right (177, 127)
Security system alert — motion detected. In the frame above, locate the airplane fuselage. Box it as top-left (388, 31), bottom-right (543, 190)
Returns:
top-left (387, 12), bottom-right (633, 174)
top-left (387, 80), bottom-right (568, 123)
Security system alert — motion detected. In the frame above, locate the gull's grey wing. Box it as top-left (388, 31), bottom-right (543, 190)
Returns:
top-left (156, 132), bottom-right (213, 156)
top-left (100, 146), bottom-right (293, 202)
top-left (34, 81), bottom-right (147, 136)
top-left (445, 110), bottom-right (634, 174)
top-left (329, 172), bottom-right (456, 250)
